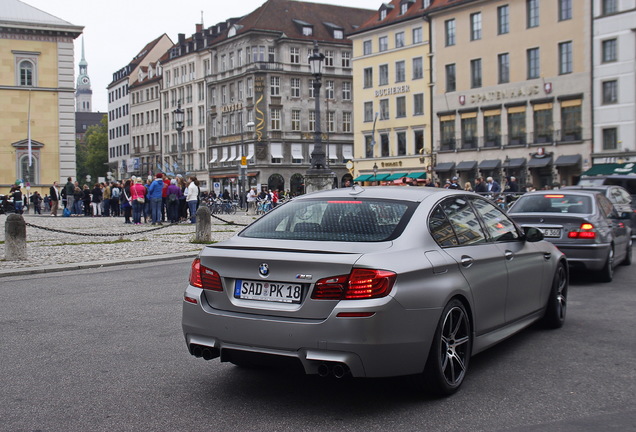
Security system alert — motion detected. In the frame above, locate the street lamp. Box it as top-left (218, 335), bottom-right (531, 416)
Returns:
top-left (239, 120), bottom-right (255, 209)
top-left (173, 101), bottom-right (184, 175)
top-left (308, 41), bottom-right (326, 170)
top-left (373, 162), bottom-right (378, 186)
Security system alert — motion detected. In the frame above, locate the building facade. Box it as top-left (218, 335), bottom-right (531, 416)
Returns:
top-left (206, 0), bottom-right (373, 197)
top-left (430, 0), bottom-right (592, 189)
top-left (350, 0), bottom-right (433, 185)
top-left (591, 0), bottom-right (636, 167)
top-left (1, 0), bottom-right (82, 192)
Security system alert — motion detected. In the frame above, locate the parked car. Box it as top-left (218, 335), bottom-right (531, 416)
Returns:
top-left (562, 185), bottom-right (636, 237)
top-left (182, 187), bottom-right (567, 395)
top-left (508, 190), bottom-right (632, 282)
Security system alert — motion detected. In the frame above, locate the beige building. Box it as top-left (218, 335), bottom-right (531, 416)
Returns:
top-left (350, 0), bottom-right (434, 185)
top-left (1, 0), bottom-right (82, 193)
top-left (430, 0), bottom-right (592, 189)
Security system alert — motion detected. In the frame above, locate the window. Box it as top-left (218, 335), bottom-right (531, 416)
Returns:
top-left (270, 76), bottom-right (280, 96)
top-left (527, 48), bottom-right (540, 79)
top-left (291, 78), bottom-right (300, 97)
top-left (334, 29), bottom-right (344, 39)
top-left (508, 107), bottom-right (526, 145)
top-left (380, 99), bottom-right (389, 120)
top-left (290, 47), bottom-right (300, 64)
top-left (533, 105), bottom-right (553, 143)
top-left (309, 111), bottom-right (316, 131)
top-left (270, 142), bottom-right (283, 163)
top-left (342, 82), bottom-right (352, 100)
top-left (470, 13), bottom-right (482, 40)
top-left (270, 109), bottom-right (281, 130)
top-left (380, 9), bottom-right (388, 20)
top-left (327, 111), bottom-right (335, 133)
top-left (400, 1), bottom-right (408, 14)
top-left (364, 102), bottom-right (374, 122)
top-left (18, 60), bottom-right (34, 86)
top-left (527, 0), bottom-right (539, 28)
top-left (395, 61), bottom-right (406, 83)
top-left (291, 143), bottom-right (303, 164)
top-left (438, 198), bottom-right (486, 246)
top-left (559, 41), bottom-right (572, 75)
top-left (381, 134), bottom-right (389, 157)
top-left (445, 20), bottom-right (456, 46)
top-left (363, 40), bottom-right (372, 55)
top-left (484, 112), bottom-right (501, 147)
top-left (342, 51), bottom-right (351, 68)
top-left (379, 64), bottom-right (389, 86)
top-left (561, 102), bottom-right (582, 141)
top-left (395, 32), bottom-right (405, 48)
top-left (461, 115), bottom-right (477, 149)
top-left (472, 199), bottom-right (519, 242)
top-left (471, 59), bottom-right (482, 88)
top-left (364, 67), bottom-right (373, 88)
top-left (498, 5), bottom-right (509, 35)
top-left (268, 47), bottom-right (276, 62)
top-left (602, 39), bottom-right (617, 63)
top-left (413, 27), bottom-right (423, 44)
top-left (414, 130), bottom-right (424, 154)
top-left (397, 132), bottom-right (406, 156)
top-left (247, 78), bottom-right (253, 97)
top-left (379, 36), bottom-right (388, 52)
top-left (413, 93), bottom-right (424, 116)
top-left (412, 57), bottom-right (423, 79)
top-left (445, 64), bottom-right (456, 92)
top-left (365, 136), bottom-right (374, 158)
top-left (440, 118), bottom-right (456, 150)
top-left (325, 80), bottom-right (334, 99)
top-left (559, 0), bottom-right (572, 20)
top-left (603, 128), bottom-right (617, 150)
top-left (498, 53), bottom-right (510, 84)
top-left (324, 50), bottom-right (334, 67)
top-left (343, 112), bottom-right (352, 133)
top-left (602, 80), bottom-right (618, 104)
top-left (291, 110), bottom-right (300, 131)
top-left (396, 96), bottom-right (406, 118)
top-left (602, 0), bottom-right (617, 15)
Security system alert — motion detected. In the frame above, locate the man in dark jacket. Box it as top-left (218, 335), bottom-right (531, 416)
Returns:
top-left (474, 176), bottom-right (487, 194)
top-left (49, 181), bottom-right (60, 216)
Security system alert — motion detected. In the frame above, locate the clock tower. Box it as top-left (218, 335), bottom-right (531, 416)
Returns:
top-left (75, 37), bottom-right (93, 112)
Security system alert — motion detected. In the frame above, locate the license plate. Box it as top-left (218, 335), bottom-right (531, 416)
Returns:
top-left (234, 279), bottom-right (303, 304)
top-left (540, 228), bottom-right (561, 238)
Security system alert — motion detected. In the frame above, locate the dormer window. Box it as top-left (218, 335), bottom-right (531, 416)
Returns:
top-left (303, 26), bottom-right (313, 36)
top-left (334, 30), bottom-right (343, 39)
top-left (293, 19), bottom-right (314, 37)
top-left (379, 3), bottom-right (394, 21)
top-left (380, 9), bottom-right (387, 20)
top-left (324, 22), bottom-right (344, 40)
top-left (400, 0), bottom-right (415, 15)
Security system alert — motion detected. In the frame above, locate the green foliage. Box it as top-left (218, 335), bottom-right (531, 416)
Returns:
top-left (76, 115), bottom-right (108, 184)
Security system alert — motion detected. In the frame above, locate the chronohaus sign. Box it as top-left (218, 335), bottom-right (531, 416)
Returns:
top-left (461, 85), bottom-right (541, 105)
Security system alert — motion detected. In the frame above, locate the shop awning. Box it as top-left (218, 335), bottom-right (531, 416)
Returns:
top-left (369, 173), bottom-right (390, 182)
top-left (527, 156), bottom-right (553, 168)
top-left (581, 163), bottom-right (636, 176)
top-left (503, 158), bottom-right (526, 169)
top-left (478, 159), bottom-right (501, 170)
top-left (407, 172), bottom-right (427, 179)
top-left (384, 172), bottom-right (408, 181)
top-left (456, 161), bottom-right (477, 171)
top-left (554, 154), bottom-right (582, 167)
top-left (434, 162), bottom-right (455, 172)
top-left (353, 174), bottom-right (373, 182)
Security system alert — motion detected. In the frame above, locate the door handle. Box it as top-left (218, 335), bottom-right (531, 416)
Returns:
top-left (460, 256), bottom-right (474, 268)
top-left (544, 253), bottom-right (552, 260)
top-left (504, 251), bottom-right (514, 260)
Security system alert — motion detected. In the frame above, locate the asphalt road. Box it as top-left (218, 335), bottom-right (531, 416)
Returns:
top-left (1, 258), bottom-right (635, 432)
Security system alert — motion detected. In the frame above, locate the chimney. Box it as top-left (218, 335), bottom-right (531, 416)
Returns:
top-left (178, 33), bottom-right (186, 44)
top-left (196, 23), bottom-right (203, 33)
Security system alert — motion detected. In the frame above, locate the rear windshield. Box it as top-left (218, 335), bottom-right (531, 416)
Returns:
top-left (510, 194), bottom-right (592, 214)
top-left (239, 198), bottom-right (415, 242)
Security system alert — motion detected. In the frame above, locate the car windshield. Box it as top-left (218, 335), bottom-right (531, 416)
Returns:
top-left (510, 194), bottom-right (592, 214)
top-left (240, 198), bottom-right (415, 242)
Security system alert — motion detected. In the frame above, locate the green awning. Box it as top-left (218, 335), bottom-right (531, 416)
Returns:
top-left (407, 172), bottom-right (427, 179)
top-left (353, 174), bottom-right (373, 182)
top-left (581, 163), bottom-right (636, 176)
top-left (384, 172), bottom-right (408, 181)
top-left (369, 173), bottom-right (390, 182)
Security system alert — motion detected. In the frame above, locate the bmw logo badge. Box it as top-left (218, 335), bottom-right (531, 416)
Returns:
top-left (259, 263), bottom-right (270, 277)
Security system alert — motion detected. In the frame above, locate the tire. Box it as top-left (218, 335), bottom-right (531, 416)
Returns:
top-left (597, 247), bottom-right (614, 283)
top-left (422, 299), bottom-right (472, 396)
top-left (620, 239), bottom-right (632, 266)
top-left (542, 262), bottom-right (568, 329)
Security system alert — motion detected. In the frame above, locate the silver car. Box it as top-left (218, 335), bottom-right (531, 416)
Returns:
top-left (182, 187), bottom-right (567, 395)
top-left (508, 190), bottom-right (632, 282)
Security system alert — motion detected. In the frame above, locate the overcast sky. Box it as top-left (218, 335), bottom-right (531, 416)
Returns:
top-left (22, 0), bottom-right (375, 113)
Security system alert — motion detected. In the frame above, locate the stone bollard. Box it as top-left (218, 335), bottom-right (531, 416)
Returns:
top-left (5, 213), bottom-right (27, 260)
top-left (195, 205), bottom-right (212, 243)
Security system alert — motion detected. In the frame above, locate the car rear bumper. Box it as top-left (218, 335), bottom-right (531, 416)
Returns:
top-left (182, 285), bottom-right (441, 378)
top-left (552, 242), bottom-right (611, 271)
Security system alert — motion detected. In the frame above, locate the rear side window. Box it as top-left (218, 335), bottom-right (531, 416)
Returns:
top-left (596, 195), bottom-right (615, 218)
top-left (471, 197), bottom-right (520, 242)
top-left (240, 198), bottom-right (413, 242)
top-left (437, 197), bottom-right (486, 246)
top-left (511, 194), bottom-right (592, 214)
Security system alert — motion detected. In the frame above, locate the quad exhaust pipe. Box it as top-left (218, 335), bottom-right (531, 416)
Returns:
top-left (189, 344), bottom-right (219, 361)
top-left (317, 362), bottom-right (350, 379)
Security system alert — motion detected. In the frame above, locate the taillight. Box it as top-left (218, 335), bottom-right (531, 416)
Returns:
top-left (312, 269), bottom-right (396, 300)
top-left (568, 223), bottom-right (596, 239)
top-left (189, 258), bottom-right (223, 291)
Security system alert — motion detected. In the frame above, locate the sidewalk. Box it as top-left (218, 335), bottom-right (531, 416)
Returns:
top-left (0, 212), bottom-right (258, 277)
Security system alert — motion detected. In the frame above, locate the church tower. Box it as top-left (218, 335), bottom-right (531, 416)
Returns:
top-left (75, 37), bottom-right (92, 112)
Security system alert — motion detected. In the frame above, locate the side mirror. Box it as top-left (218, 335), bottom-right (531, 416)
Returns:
top-left (523, 226), bottom-right (544, 243)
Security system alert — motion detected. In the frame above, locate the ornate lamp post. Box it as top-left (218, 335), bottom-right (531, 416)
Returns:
top-left (173, 101), bottom-right (184, 175)
top-left (239, 120), bottom-right (255, 208)
top-left (304, 41), bottom-right (334, 193)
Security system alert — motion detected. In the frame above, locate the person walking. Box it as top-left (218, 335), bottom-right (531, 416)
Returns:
top-left (166, 179), bottom-right (182, 223)
top-left (102, 182), bottom-right (111, 217)
top-left (130, 177), bottom-right (146, 225)
top-left (90, 183), bottom-right (102, 216)
top-left (246, 187), bottom-right (256, 214)
top-left (121, 179), bottom-right (133, 224)
top-left (63, 177), bottom-right (74, 213)
top-left (49, 181), bottom-right (61, 216)
top-left (186, 176), bottom-right (200, 223)
top-left (82, 184), bottom-right (92, 216)
top-left (474, 176), bottom-right (488, 194)
top-left (147, 173), bottom-right (165, 225)
top-left (11, 186), bottom-right (24, 214)
top-left (30, 191), bottom-right (42, 214)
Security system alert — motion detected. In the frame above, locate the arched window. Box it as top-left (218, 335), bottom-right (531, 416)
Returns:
top-left (19, 60), bottom-right (34, 86)
top-left (19, 154), bottom-right (39, 185)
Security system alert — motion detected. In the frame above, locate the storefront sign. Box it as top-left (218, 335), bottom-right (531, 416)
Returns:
top-left (221, 102), bottom-right (243, 113)
top-left (463, 85), bottom-right (541, 105)
top-left (381, 161), bottom-right (403, 168)
top-left (375, 85), bottom-right (410, 97)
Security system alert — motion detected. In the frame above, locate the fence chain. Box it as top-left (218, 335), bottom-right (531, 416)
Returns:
top-left (24, 221), bottom-right (180, 237)
top-left (210, 213), bottom-right (249, 227)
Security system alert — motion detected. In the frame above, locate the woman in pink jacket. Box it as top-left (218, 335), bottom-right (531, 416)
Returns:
top-left (130, 178), bottom-right (147, 225)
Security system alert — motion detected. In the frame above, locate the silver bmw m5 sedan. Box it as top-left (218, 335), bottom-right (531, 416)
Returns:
top-left (182, 186), bottom-right (567, 395)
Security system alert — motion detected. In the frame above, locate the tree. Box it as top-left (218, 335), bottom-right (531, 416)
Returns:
top-left (76, 115), bottom-right (107, 185)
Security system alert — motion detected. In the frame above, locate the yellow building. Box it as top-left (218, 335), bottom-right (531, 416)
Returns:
top-left (349, 0), bottom-right (434, 185)
top-left (0, 0), bottom-right (83, 195)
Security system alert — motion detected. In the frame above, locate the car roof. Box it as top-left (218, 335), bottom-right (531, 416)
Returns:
top-left (562, 185), bottom-right (614, 192)
top-left (520, 189), bottom-right (602, 197)
top-left (297, 185), bottom-right (467, 202)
